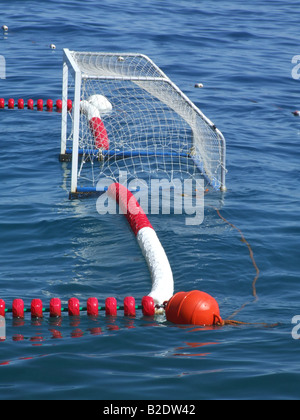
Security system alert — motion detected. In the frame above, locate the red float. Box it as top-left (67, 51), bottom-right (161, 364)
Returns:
top-left (165, 290), bottom-right (223, 326)
top-left (49, 298), bottom-right (61, 317)
top-left (37, 99), bottom-right (43, 111)
top-left (27, 99), bottom-right (34, 110)
top-left (141, 296), bottom-right (155, 316)
top-left (124, 296), bottom-right (136, 317)
top-left (67, 99), bottom-right (72, 111)
top-left (87, 297), bottom-right (99, 316)
top-left (0, 299), bottom-right (5, 317)
top-left (31, 299), bottom-right (43, 318)
top-left (18, 99), bottom-right (24, 109)
top-left (12, 299), bottom-right (24, 318)
top-left (46, 99), bottom-right (53, 111)
top-left (8, 98), bottom-right (14, 109)
top-left (56, 99), bottom-right (62, 111)
top-left (105, 297), bottom-right (117, 316)
top-left (68, 298), bottom-right (80, 316)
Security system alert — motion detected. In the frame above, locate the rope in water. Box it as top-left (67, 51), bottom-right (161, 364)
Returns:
top-left (212, 207), bottom-right (263, 324)
top-left (215, 208), bottom-right (260, 300)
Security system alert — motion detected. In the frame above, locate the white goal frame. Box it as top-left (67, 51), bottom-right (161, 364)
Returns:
top-left (60, 48), bottom-right (227, 195)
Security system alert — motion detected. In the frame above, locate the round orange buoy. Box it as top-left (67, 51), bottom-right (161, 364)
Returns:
top-left (165, 290), bottom-right (223, 326)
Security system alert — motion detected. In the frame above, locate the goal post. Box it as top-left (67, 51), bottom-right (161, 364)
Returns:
top-left (60, 48), bottom-right (227, 195)
top-left (61, 48), bottom-right (82, 193)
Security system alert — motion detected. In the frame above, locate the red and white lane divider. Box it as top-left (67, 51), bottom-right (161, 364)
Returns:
top-left (80, 94), bottom-right (111, 150)
top-left (0, 296), bottom-right (155, 318)
top-left (0, 98), bottom-right (72, 111)
top-left (106, 183), bottom-right (223, 325)
top-left (107, 183), bottom-right (174, 308)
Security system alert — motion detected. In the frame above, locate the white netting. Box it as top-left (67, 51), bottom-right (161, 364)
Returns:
top-left (63, 51), bottom-right (226, 191)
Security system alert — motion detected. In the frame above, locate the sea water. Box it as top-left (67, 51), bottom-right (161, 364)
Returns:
top-left (0, 0), bottom-right (299, 400)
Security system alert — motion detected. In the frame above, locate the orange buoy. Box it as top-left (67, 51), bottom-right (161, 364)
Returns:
top-left (165, 290), bottom-right (223, 326)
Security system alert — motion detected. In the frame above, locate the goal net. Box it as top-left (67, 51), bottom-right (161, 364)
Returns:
top-left (60, 49), bottom-right (226, 196)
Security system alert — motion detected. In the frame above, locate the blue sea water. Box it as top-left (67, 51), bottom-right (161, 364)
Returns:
top-left (0, 0), bottom-right (299, 401)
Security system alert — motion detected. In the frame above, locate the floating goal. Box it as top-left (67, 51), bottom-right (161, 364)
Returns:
top-left (60, 49), bottom-right (226, 195)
